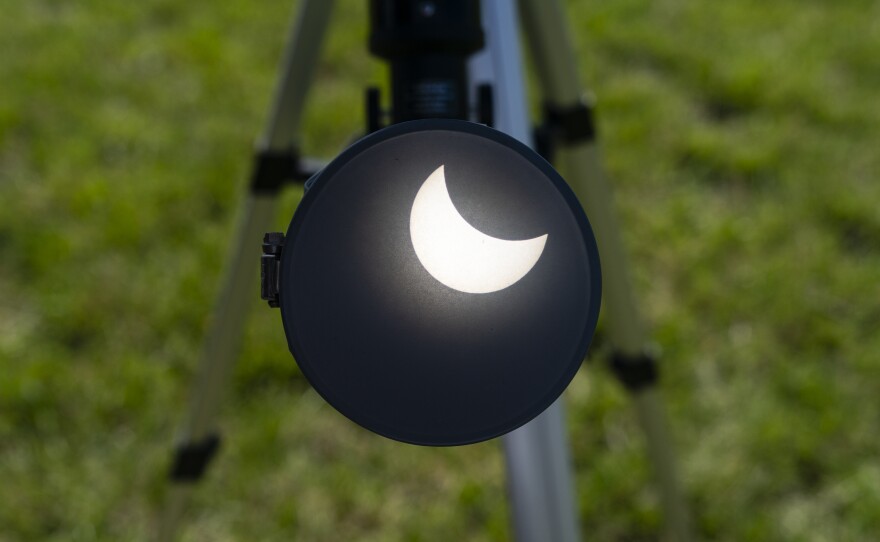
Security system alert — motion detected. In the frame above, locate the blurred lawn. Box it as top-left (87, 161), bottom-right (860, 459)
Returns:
top-left (2, 0), bottom-right (880, 540)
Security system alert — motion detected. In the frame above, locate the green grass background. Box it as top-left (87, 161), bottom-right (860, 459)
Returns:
top-left (2, 0), bottom-right (880, 540)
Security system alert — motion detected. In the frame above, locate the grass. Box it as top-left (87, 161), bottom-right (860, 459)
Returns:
top-left (2, 0), bottom-right (880, 540)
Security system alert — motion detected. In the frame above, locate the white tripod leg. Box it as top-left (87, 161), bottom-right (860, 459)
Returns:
top-left (469, 2), bottom-right (582, 541)
top-left (158, 1), bottom-right (335, 539)
top-left (517, 0), bottom-right (694, 540)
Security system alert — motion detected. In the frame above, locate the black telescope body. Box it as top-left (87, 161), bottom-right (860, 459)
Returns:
top-left (258, 1), bottom-right (602, 446)
top-left (369, 0), bottom-right (484, 122)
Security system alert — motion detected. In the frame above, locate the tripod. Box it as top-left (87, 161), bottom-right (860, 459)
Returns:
top-left (160, 1), bottom-right (693, 540)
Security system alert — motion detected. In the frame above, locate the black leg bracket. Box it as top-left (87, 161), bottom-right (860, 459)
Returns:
top-left (544, 97), bottom-right (597, 144)
top-left (534, 94), bottom-right (597, 163)
top-left (250, 147), bottom-right (324, 194)
top-left (609, 350), bottom-right (659, 393)
top-left (169, 433), bottom-right (222, 483)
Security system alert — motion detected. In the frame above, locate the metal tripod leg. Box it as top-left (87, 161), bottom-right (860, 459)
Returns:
top-left (158, 1), bottom-right (335, 539)
top-left (517, 0), bottom-right (694, 540)
top-left (470, 2), bottom-right (581, 541)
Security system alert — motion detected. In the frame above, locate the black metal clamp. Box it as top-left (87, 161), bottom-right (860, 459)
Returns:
top-left (250, 147), bottom-right (325, 194)
top-left (534, 94), bottom-right (597, 162)
top-left (261, 232), bottom-right (285, 308)
top-left (609, 349), bottom-right (659, 393)
top-left (169, 433), bottom-right (221, 483)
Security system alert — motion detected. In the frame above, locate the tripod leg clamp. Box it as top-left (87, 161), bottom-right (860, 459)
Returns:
top-left (250, 148), bottom-right (301, 194)
top-left (249, 147), bottom-right (326, 193)
top-left (544, 97), bottom-right (597, 144)
top-left (170, 433), bottom-right (222, 483)
top-left (609, 350), bottom-right (659, 392)
top-left (534, 95), bottom-right (597, 162)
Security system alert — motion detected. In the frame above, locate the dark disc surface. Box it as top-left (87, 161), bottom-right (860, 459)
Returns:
top-left (280, 119), bottom-right (601, 446)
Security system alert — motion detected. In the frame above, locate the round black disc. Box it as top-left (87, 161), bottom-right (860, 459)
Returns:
top-left (280, 119), bottom-right (601, 446)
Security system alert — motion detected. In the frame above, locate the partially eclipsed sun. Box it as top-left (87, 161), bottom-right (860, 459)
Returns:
top-left (409, 165), bottom-right (548, 294)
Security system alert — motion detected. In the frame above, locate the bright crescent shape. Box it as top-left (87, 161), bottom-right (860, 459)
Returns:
top-left (410, 165), bottom-right (548, 294)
